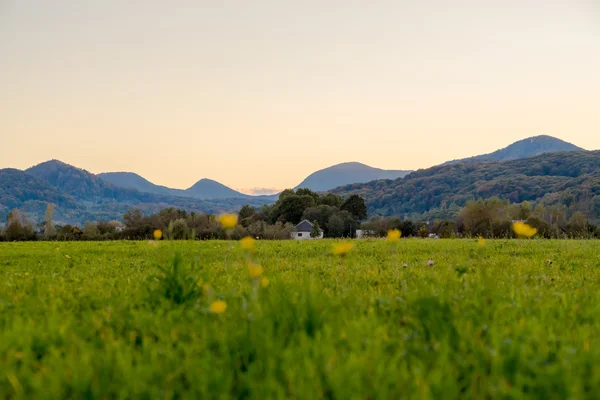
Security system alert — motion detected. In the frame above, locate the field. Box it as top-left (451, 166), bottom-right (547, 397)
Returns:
top-left (1, 239), bottom-right (600, 399)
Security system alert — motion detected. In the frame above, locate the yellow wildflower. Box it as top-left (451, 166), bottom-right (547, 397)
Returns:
top-left (478, 236), bottom-right (485, 247)
top-left (153, 229), bottom-right (163, 240)
top-left (260, 277), bottom-right (270, 288)
top-left (248, 263), bottom-right (264, 279)
top-left (219, 214), bottom-right (238, 229)
top-left (387, 229), bottom-right (401, 242)
top-left (209, 300), bottom-right (227, 314)
top-left (512, 222), bottom-right (537, 238)
top-left (240, 236), bottom-right (255, 251)
top-left (332, 242), bottom-right (354, 256)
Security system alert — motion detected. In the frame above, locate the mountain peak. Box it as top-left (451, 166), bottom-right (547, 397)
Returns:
top-left (514, 135), bottom-right (582, 147)
top-left (185, 178), bottom-right (247, 199)
top-left (98, 172), bottom-right (247, 199)
top-left (190, 178), bottom-right (219, 185)
top-left (331, 161), bottom-right (370, 167)
top-left (98, 171), bottom-right (176, 196)
top-left (30, 159), bottom-right (73, 169)
top-left (294, 162), bottom-right (411, 192)
top-left (444, 135), bottom-right (583, 165)
top-left (26, 159), bottom-right (98, 183)
top-left (25, 159), bottom-right (121, 202)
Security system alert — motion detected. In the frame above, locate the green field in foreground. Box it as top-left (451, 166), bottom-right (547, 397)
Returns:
top-left (1, 239), bottom-right (600, 399)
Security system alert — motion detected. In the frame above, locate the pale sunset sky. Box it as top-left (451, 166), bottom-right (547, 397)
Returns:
top-left (1, 1), bottom-right (599, 193)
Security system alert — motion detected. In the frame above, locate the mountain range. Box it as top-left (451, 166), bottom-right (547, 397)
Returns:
top-left (98, 172), bottom-right (249, 199)
top-left (0, 161), bottom-right (273, 225)
top-left (96, 135), bottom-right (579, 197)
top-left (98, 162), bottom-right (412, 197)
top-left (1, 135), bottom-right (594, 224)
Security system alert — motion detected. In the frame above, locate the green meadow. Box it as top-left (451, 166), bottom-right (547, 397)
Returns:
top-left (1, 239), bottom-right (600, 399)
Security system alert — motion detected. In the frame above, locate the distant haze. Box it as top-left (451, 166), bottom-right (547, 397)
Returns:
top-left (1, 0), bottom-right (599, 189)
top-left (238, 188), bottom-right (282, 196)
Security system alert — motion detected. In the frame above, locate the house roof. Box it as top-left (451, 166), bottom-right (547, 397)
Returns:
top-left (295, 220), bottom-right (316, 232)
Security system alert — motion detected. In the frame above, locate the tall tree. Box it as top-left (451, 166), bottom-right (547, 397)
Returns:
top-left (238, 205), bottom-right (257, 227)
top-left (4, 208), bottom-right (33, 241)
top-left (532, 203), bottom-right (546, 221)
top-left (549, 204), bottom-right (567, 227)
top-left (278, 189), bottom-right (296, 200)
top-left (567, 212), bottom-right (588, 237)
top-left (519, 201), bottom-right (532, 220)
top-left (341, 195), bottom-right (367, 221)
top-left (44, 203), bottom-right (56, 238)
top-left (296, 188), bottom-right (320, 203)
top-left (278, 195), bottom-right (316, 225)
top-left (238, 205), bottom-right (256, 220)
top-left (327, 210), bottom-right (357, 238)
top-left (6, 208), bottom-right (22, 226)
top-left (124, 208), bottom-right (145, 228)
top-left (310, 221), bottom-right (321, 238)
top-left (83, 221), bottom-right (99, 239)
top-left (302, 205), bottom-right (334, 235)
top-left (327, 213), bottom-right (345, 238)
top-left (320, 193), bottom-right (343, 207)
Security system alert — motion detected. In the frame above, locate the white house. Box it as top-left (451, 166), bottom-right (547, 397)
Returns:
top-left (291, 220), bottom-right (323, 240)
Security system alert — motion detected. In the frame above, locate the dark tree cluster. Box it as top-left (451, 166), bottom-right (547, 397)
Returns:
top-left (238, 189), bottom-right (367, 238)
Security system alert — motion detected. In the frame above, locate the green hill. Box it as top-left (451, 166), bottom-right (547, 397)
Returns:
top-left (332, 151), bottom-right (600, 221)
top-left (0, 168), bottom-right (87, 224)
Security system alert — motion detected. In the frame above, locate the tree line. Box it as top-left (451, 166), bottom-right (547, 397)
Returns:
top-left (361, 198), bottom-right (600, 239)
top-left (0, 189), bottom-right (368, 241)
top-left (2, 194), bottom-right (599, 242)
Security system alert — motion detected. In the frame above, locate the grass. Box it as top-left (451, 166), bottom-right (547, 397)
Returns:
top-left (1, 239), bottom-right (600, 399)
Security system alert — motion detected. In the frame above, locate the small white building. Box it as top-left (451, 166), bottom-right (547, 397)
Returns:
top-left (291, 220), bottom-right (323, 240)
top-left (355, 229), bottom-right (376, 239)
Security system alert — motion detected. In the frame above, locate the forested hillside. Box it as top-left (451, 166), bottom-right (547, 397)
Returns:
top-left (1, 161), bottom-right (272, 225)
top-left (332, 151), bottom-right (600, 221)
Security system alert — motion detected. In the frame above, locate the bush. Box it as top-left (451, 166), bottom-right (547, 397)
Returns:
top-left (170, 218), bottom-right (190, 240)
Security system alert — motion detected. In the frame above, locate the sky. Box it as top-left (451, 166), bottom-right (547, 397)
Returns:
top-left (1, 0), bottom-right (599, 194)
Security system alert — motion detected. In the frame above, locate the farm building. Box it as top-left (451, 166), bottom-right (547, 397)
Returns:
top-left (291, 220), bottom-right (323, 240)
